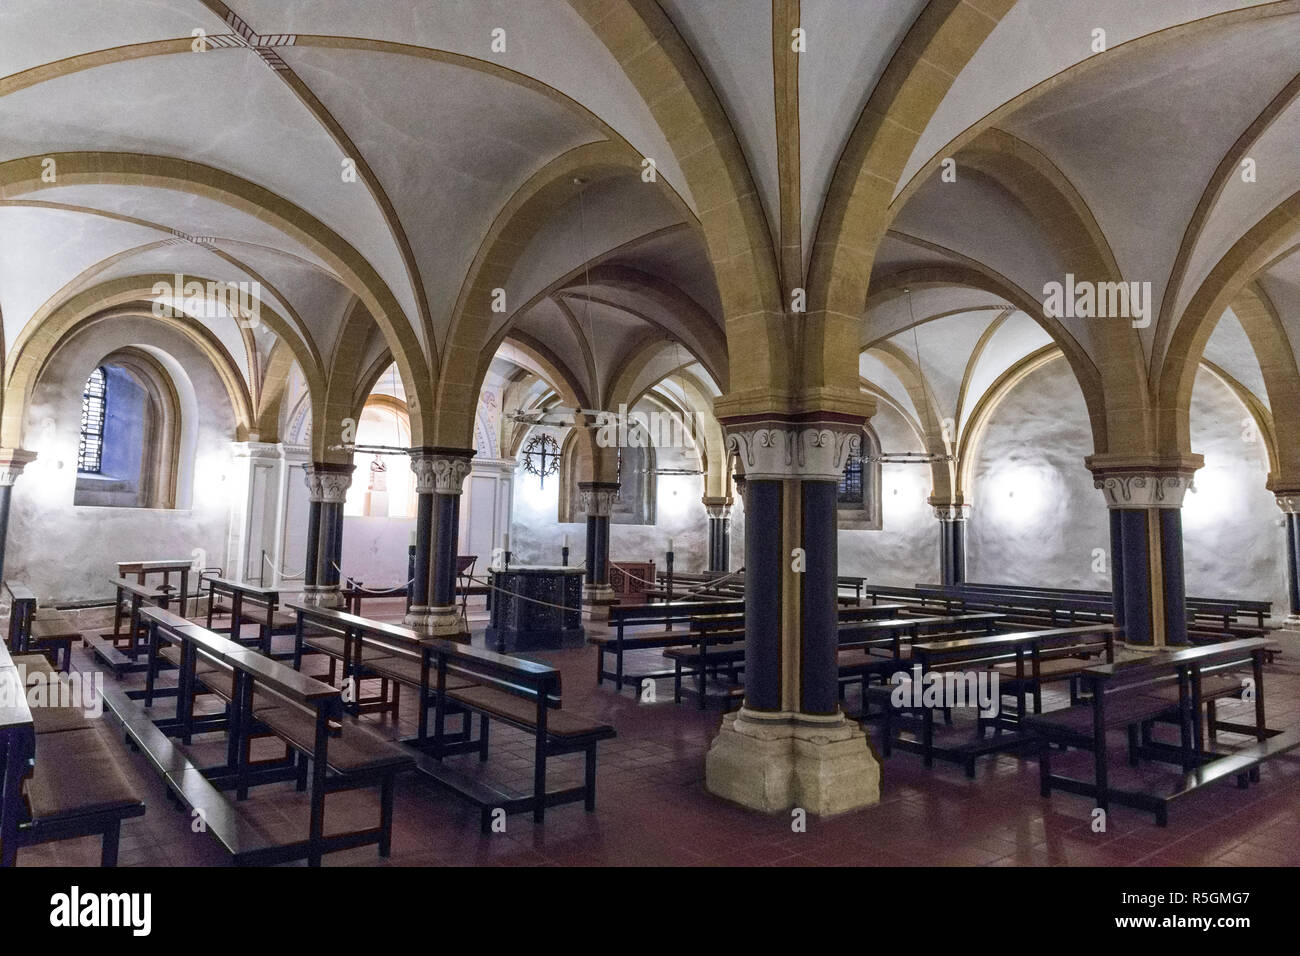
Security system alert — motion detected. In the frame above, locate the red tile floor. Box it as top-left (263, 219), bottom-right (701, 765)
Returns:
top-left (15, 601), bottom-right (1300, 867)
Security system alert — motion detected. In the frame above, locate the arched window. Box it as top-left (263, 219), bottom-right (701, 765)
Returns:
top-left (73, 353), bottom-right (181, 509)
top-left (838, 426), bottom-right (883, 530)
top-left (77, 366), bottom-right (108, 474)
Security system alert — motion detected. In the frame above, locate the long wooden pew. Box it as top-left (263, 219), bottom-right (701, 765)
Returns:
top-left (1026, 638), bottom-right (1299, 825)
top-left (108, 605), bottom-right (412, 865)
top-left (1, 642), bottom-right (145, 866)
top-left (866, 626), bottom-right (1119, 777)
top-left (198, 575), bottom-right (296, 659)
top-left (84, 578), bottom-right (169, 675)
top-left (959, 581), bottom-right (1271, 628)
top-left (287, 602), bottom-right (617, 830)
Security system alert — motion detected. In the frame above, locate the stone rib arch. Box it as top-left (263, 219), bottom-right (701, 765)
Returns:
top-left (567, 0), bottom-right (787, 420)
top-left (1158, 192), bottom-right (1300, 463)
top-left (0, 152), bottom-right (432, 439)
top-left (435, 140), bottom-right (689, 447)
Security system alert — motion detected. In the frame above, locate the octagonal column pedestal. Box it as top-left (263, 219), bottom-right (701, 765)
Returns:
top-left (405, 448), bottom-right (474, 639)
top-left (579, 481), bottom-right (619, 621)
top-left (300, 462), bottom-right (354, 609)
top-left (1277, 492), bottom-right (1300, 626)
top-left (1089, 457), bottom-right (1199, 647)
top-left (704, 415), bottom-right (880, 816)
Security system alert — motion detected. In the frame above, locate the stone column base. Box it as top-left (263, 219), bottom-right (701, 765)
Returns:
top-left (299, 585), bottom-right (345, 609)
top-left (1285, 614), bottom-right (1300, 628)
top-left (581, 584), bottom-right (617, 621)
top-left (408, 603), bottom-right (468, 639)
top-left (705, 707), bottom-right (880, 817)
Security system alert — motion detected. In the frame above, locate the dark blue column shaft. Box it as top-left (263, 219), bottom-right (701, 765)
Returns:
top-left (1286, 513), bottom-right (1300, 618)
top-left (0, 484), bottom-right (12, 585)
top-left (1117, 508), bottom-right (1152, 645)
top-left (304, 499), bottom-right (322, 588)
top-left (800, 481), bottom-right (839, 716)
top-left (1109, 508), bottom-right (1125, 624)
top-left (1159, 509), bottom-right (1189, 646)
top-left (431, 493), bottom-right (459, 606)
top-left (411, 492), bottom-right (433, 606)
top-left (743, 480), bottom-right (782, 712)
top-left (585, 515), bottom-right (609, 586)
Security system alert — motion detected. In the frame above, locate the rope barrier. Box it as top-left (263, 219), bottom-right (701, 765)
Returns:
top-left (608, 561), bottom-right (745, 602)
top-left (465, 572), bottom-right (586, 614)
top-left (263, 553), bottom-right (306, 579)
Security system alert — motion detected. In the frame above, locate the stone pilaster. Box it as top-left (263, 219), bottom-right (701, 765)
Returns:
top-left (301, 462), bottom-right (353, 608)
top-left (930, 501), bottom-right (971, 587)
top-left (406, 448), bottom-right (474, 636)
top-left (578, 481), bottom-right (619, 614)
top-left (1276, 492), bottom-right (1300, 625)
top-left (1087, 456), bottom-right (1200, 647)
top-left (0, 449), bottom-right (37, 585)
top-left (703, 496), bottom-right (733, 573)
top-left (705, 415), bottom-right (880, 816)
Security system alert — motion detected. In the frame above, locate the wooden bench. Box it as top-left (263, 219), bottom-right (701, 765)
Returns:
top-left (121, 605), bottom-right (412, 865)
top-left (199, 575), bottom-right (295, 658)
top-left (287, 602), bottom-right (477, 752)
top-left (5, 582), bottom-right (77, 672)
top-left (958, 581), bottom-right (1271, 628)
top-left (423, 638), bottom-right (616, 830)
top-left (596, 599), bottom-right (743, 691)
top-left (85, 577), bottom-right (169, 675)
top-left (867, 626), bottom-right (1119, 777)
top-left (1, 642), bottom-right (145, 866)
top-left (1024, 638), bottom-right (1292, 825)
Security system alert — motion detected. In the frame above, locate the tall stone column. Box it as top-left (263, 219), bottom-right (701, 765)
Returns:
top-left (1276, 492), bottom-right (1300, 625)
top-left (578, 481), bottom-right (619, 615)
top-left (703, 497), bottom-right (733, 573)
top-left (705, 416), bottom-right (880, 816)
top-left (301, 462), bottom-right (353, 608)
top-left (406, 448), bottom-right (474, 637)
top-left (932, 502), bottom-right (971, 587)
top-left (1091, 462), bottom-right (1198, 646)
top-left (0, 449), bottom-right (37, 585)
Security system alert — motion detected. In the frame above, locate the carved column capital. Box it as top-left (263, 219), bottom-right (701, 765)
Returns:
top-left (304, 462), bottom-right (354, 503)
top-left (578, 481), bottom-right (620, 517)
top-left (723, 415), bottom-right (862, 481)
top-left (1091, 471), bottom-right (1195, 509)
top-left (0, 448), bottom-right (37, 487)
top-left (931, 503), bottom-right (971, 522)
top-left (1276, 493), bottom-right (1300, 515)
top-left (410, 447), bottom-right (475, 496)
top-left (703, 497), bottom-right (734, 520)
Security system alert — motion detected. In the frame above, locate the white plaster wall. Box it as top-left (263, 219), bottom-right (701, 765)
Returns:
top-left (838, 404), bottom-right (937, 586)
top-left (10, 318), bottom-right (235, 604)
top-left (339, 515), bottom-right (415, 588)
top-left (1183, 370), bottom-right (1286, 610)
top-left (966, 358), bottom-right (1287, 610)
top-left (967, 358), bottom-right (1109, 590)
top-left (510, 460), bottom-right (712, 575)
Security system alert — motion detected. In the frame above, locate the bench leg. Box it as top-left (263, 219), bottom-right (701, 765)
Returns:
top-left (595, 646), bottom-right (603, 686)
top-left (479, 714), bottom-right (491, 762)
top-left (1127, 724), bottom-right (1140, 767)
top-left (1093, 735), bottom-right (1109, 813)
top-left (1038, 741), bottom-right (1052, 797)
top-left (100, 820), bottom-right (122, 867)
top-left (674, 662), bottom-right (682, 705)
top-left (533, 738), bottom-right (547, 825)
top-left (584, 743), bottom-right (598, 812)
top-left (379, 774), bottom-right (395, 858)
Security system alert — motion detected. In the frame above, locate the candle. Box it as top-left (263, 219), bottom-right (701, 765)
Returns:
top-left (667, 536), bottom-right (674, 554)
top-left (409, 529), bottom-right (416, 547)
top-left (563, 533), bottom-right (569, 549)
top-left (501, 532), bottom-right (510, 552)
